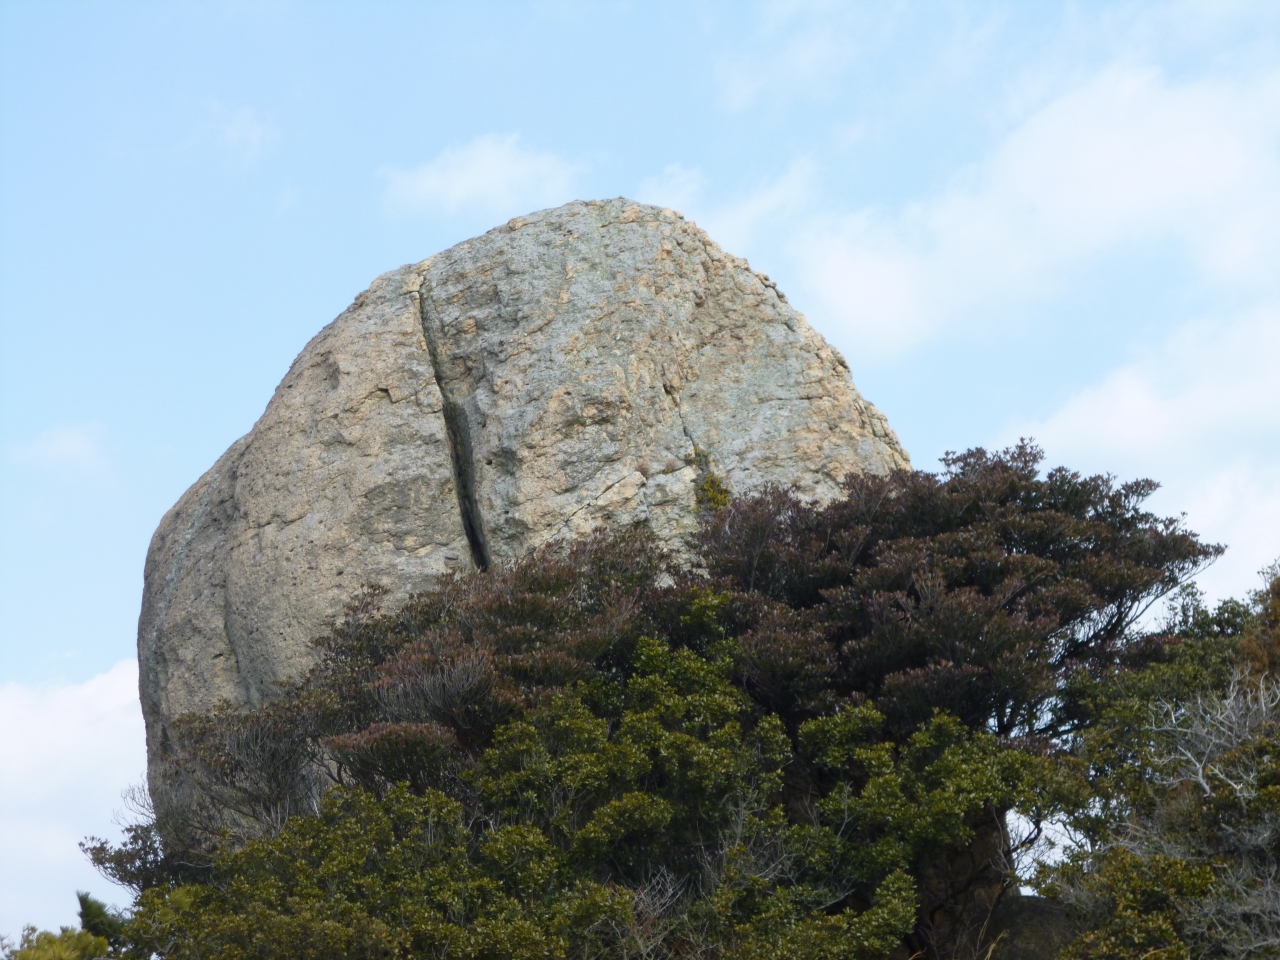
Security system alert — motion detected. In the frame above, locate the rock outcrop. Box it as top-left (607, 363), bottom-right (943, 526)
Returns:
top-left (138, 198), bottom-right (909, 783)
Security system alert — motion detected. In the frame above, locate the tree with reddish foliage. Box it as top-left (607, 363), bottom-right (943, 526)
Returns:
top-left (699, 442), bottom-right (1219, 955)
top-left (704, 443), bottom-right (1216, 741)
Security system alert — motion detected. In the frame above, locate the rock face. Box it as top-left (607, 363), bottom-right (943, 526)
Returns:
top-left (138, 198), bottom-right (909, 783)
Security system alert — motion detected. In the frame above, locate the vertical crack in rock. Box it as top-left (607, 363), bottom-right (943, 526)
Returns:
top-left (415, 284), bottom-right (492, 571)
top-left (663, 379), bottom-right (717, 487)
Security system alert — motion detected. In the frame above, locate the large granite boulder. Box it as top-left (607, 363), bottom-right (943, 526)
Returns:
top-left (138, 198), bottom-right (909, 783)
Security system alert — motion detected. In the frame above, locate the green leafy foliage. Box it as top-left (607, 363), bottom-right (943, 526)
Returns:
top-left (2, 927), bottom-right (108, 960)
top-left (1048, 850), bottom-right (1214, 960)
top-left (2, 894), bottom-right (121, 960)
top-left (124, 635), bottom-right (926, 959)
top-left (1039, 570), bottom-right (1280, 960)
top-left (85, 444), bottom-right (1228, 960)
top-left (126, 786), bottom-right (626, 960)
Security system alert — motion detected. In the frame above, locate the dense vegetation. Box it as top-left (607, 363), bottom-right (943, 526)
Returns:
top-left (15, 444), bottom-right (1280, 960)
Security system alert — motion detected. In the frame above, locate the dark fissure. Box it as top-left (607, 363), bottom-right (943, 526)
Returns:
top-left (416, 286), bottom-right (492, 572)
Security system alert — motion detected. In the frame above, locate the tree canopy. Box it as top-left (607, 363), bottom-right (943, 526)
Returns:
top-left (74, 442), bottom-right (1280, 960)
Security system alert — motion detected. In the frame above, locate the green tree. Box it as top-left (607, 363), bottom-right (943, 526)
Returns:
top-left (125, 635), bottom-right (920, 960)
top-left (1041, 567), bottom-right (1280, 959)
top-left (2, 894), bottom-right (121, 960)
top-left (2, 928), bottom-right (108, 960)
top-left (76, 893), bottom-right (124, 953)
top-left (92, 444), bottom-right (1219, 960)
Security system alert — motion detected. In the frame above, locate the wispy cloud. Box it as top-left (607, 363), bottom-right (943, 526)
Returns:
top-left (380, 134), bottom-right (582, 219)
top-left (1006, 305), bottom-right (1280, 599)
top-left (789, 65), bottom-right (1280, 354)
top-left (631, 158), bottom-right (814, 269)
top-left (635, 163), bottom-right (706, 215)
top-left (192, 100), bottom-right (279, 167)
top-left (0, 661), bottom-right (145, 936)
top-left (7, 425), bottom-right (111, 475)
top-left (713, 0), bottom-right (869, 111)
top-left (1022, 309), bottom-right (1280, 462)
top-left (700, 55), bottom-right (1280, 602)
top-left (696, 158), bottom-right (816, 254)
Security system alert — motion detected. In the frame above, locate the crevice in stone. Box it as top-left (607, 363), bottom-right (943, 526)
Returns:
top-left (663, 379), bottom-right (731, 515)
top-left (662, 379), bottom-right (700, 462)
top-left (416, 283), bottom-right (492, 572)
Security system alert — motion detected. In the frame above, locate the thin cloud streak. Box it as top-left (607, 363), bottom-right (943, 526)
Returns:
top-left (185, 100), bottom-right (279, 168)
top-left (789, 66), bottom-right (1280, 355)
top-left (700, 158), bottom-right (817, 254)
top-left (713, 0), bottom-right (870, 110)
top-left (6, 425), bottom-right (111, 475)
top-left (380, 134), bottom-right (582, 220)
top-left (635, 163), bottom-right (707, 216)
top-left (674, 54), bottom-right (1280, 605)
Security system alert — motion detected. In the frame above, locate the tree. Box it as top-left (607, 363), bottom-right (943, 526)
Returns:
top-left (75, 893), bottom-right (124, 954)
top-left (126, 636), bottom-right (921, 960)
top-left (1, 894), bottom-right (120, 960)
top-left (1, 928), bottom-right (108, 960)
top-left (699, 443), bottom-right (1218, 955)
top-left (1042, 568), bottom-right (1280, 960)
top-left (94, 443), bottom-right (1220, 960)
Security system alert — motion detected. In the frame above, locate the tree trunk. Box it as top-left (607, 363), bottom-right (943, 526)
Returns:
top-left (909, 812), bottom-right (1015, 960)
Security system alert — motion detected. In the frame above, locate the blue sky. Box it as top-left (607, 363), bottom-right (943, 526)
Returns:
top-left (3, 0), bottom-right (1280, 937)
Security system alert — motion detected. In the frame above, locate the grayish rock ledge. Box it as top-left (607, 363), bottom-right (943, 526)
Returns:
top-left (138, 198), bottom-right (909, 785)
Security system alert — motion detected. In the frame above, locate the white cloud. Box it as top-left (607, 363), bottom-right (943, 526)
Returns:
top-left (760, 58), bottom-right (1280, 602)
top-left (1023, 309), bottom-right (1280, 461)
top-left (791, 66), bottom-right (1280, 355)
top-left (635, 163), bottom-right (706, 215)
top-left (1007, 306), bottom-right (1280, 601)
top-left (380, 134), bottom-right (582, 219)
top-left (697, 157), bottom-right (816, 254)
top-left (1175, 464), bottom-right (1280, 601)
top-left (0, 661), bottom-right (146, 938)
top-left (7, 425), bottom-right (110, 475)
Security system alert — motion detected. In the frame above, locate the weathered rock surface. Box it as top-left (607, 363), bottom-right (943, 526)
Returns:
top-left (138, 198), bottom-right (909, 781)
